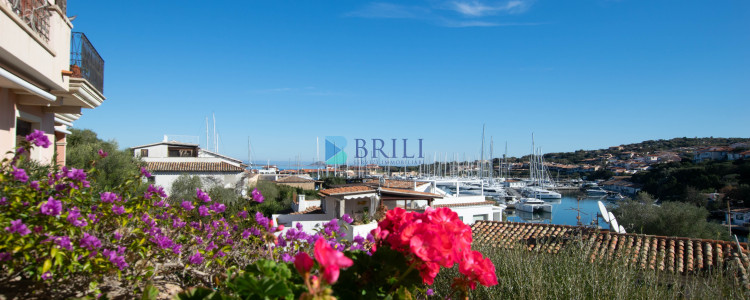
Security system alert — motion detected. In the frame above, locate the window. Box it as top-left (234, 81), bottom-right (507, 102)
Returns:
top-left (140, 149), bottom-right (149, 157)
top-left (168, 147), bottom-right (194, 157)
top-left (15, 119), bottom-right (32, 146)
top-left (472, 214), bottom-right (488, 222)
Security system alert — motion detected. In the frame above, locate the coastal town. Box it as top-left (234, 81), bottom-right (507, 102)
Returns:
top-left (1, 0), bottom-right (748, 299)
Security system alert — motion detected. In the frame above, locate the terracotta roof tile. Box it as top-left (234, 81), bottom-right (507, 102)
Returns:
top-left (471, 221), bottom-right (750, 277)
top-left (290, 206), bottom-right (323, 215)
top-left (433, 201), bottom-right (496, 208)
top-left (379, 187), bottom-right (441, 198)
top-left (146, 162), bottom-right (245, 172)
top-left (319, 186), bottom-right (375, 196)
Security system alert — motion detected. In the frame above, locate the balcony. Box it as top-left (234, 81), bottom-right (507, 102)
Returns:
top-left (5, 0), bottom-right (51, 42)
top-left (70, 32), bottom-right (104, 93)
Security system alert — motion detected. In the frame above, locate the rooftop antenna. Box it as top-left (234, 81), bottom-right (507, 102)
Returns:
top-left (212, 113), bottom-right (217, 153)
top-left (480, 124), bottom-right (485, 179)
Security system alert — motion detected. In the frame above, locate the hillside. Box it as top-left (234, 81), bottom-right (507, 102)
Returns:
top-left (543, 137), bottom-right (750, 165)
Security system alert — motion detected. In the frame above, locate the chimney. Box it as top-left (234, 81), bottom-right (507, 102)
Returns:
top-left (163, 135), bottom-right (168, 142)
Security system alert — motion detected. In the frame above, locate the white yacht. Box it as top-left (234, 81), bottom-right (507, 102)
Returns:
top-left (516, 197), bottom-right (552, 213)
top-left (586, 188), bottom-right (608, 197)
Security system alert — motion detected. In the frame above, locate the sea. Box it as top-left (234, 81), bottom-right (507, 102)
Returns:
top-left (505, 192), bottom-right (617, 230)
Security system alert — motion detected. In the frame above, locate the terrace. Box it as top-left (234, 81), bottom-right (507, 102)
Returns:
top-left (70, 32), bottom-right (104, 93)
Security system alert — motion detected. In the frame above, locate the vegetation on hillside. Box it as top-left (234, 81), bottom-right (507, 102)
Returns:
top-left (545, 137), bottom-right (750, 165)
top-left (630, 159), bottom-right (750, 206)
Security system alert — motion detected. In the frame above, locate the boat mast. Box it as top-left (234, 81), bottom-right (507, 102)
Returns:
top-left (480, 124), bottom-right (485, 180)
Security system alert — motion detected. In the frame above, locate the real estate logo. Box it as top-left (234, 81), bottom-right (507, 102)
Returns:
top-left (325, 136), bottom-right (347, 165)
top-left (325, 136), bottom-right (425, 166)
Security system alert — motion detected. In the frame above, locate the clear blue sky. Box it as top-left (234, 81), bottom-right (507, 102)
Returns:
top-left (69, 0), bottom-right (749, 162)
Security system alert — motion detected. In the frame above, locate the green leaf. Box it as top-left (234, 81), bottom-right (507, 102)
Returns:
top-left (141, 282), bottom-right (158, 300)
top-left (42, 258), bottom-right (52, 273)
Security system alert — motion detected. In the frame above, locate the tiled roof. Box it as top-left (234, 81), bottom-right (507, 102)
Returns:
top-left (131, 141), bottom-right (199, 149)
top-left (146, 162), bottom-right (245, 172)
top-left (472, 221), bottom-right (750, 275)
top-left (319, 186), bottom-right (375, 196)
top-left (433, 201), bottom-right (496, 208)
top-left (276, 175), bottom-right (315, 183)
top-left (379, 187), bottom-right (441, 198)
top-left (362, 179), bottom-right (429, 190)
top-left (290, 206), bottom-right (323, 215)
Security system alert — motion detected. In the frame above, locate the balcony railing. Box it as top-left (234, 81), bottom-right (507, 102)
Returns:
top-left (6, 0), bottom-right (51, 42)
top-left (70, 32), bottom-right (104, 93)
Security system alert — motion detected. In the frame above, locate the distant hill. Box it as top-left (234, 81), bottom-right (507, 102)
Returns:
top-left (543, 137), bottom-right (750, 165)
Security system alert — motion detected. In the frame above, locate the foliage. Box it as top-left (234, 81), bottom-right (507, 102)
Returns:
top-left (611, 193), bottom-right (730, 240)
top-left (251, 181), bottom-right (318, 216)
top-left (66, 128), bottom-right (143, 192)
top-left (432, 243), bottom-right (748, 299)
top-left (320, 176), bottom-right (346, 189)
top-left (584, 169), bottom-right (614, 181)
top-left (631, 159), bottom-right (750, 205)
top-left (0, 133), bottom-right (290, 298)
top-left (169, 174), bottom-right (204, 203)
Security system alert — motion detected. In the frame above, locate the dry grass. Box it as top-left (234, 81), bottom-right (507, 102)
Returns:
top-left (432, 242), bottom-right (748, 300)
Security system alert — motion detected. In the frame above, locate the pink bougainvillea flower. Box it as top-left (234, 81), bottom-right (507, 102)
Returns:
top-left (100, 192), bottom-right (119, 203)
top-left (80, 233), bottom-right (102, 251)
top-left (5, 219), bottom-right (31, 236)
top-left (26, 129), bottom-right (51, 148)
top-left (198, 205), bottom-right (211, 217)
top-left (97, 149), bottom-right (108, 158)
top-left (112, 204), bottom-right (125, 215)
top-left (41, 271), bottom-right (52, 280)
top-left (11, 166), bottom-right (28, 183)
top-left (181, 201), bottom-right (194, 211)
top-left (40, 197), bottom-right (62, 216)
top-left (196, 188), bottom-right (211, 203)
top-left (188, 252), bottom-right (204, 264)
top-left (313, 238), bottom-right (353, 284)
top-left (140, 167), bottom-right (152, 178)
top-left (210, 202), bottom-right (226, 213)
top-left (342, 214), bottom-right (354, 224)
top-left (294, 252), bottom-right (315, 275)
top-left (251, 188), bottom-right (264, 203)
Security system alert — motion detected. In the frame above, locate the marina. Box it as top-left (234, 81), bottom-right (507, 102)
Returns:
top-left (504, 192), bottom-right (615, 228)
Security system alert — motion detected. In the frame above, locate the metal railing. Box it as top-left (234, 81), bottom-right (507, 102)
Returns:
top-left (6, 0), bottom-right (51, 42)
top-left (57, 0), bottom-right (65, 15)
top-left (70, 32), bottom-right (104, 93)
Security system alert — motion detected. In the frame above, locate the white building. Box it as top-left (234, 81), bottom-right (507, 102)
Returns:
top-left (131, 138), bottom-right (249, 193)
top-left (273, 180), bottom-right (505, 239)
top-left (1, 1), bottom-right (105, 165)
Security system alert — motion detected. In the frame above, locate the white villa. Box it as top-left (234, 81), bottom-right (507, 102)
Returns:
top-left (273, 179), bottom-right (505, 239)
top-left (131, 137), bottom-right (249, 193)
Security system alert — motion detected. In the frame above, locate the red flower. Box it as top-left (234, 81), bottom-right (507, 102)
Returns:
top-left (313, 239), bottom-right (352, 284)
top-left (294, 252), bottom-right (314, 275)
top-left (458, 250), bottom-right (498, 289)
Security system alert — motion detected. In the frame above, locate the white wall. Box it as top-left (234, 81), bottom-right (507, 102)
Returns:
top-left (154, 172), bottom-right (246, 195)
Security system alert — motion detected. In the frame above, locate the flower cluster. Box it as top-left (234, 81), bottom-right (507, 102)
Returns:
top-left (372, 207), bottom-right (498, 288)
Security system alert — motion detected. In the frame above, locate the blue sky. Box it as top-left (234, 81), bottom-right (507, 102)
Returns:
top-left (68, 0), bottom-right (749, 162)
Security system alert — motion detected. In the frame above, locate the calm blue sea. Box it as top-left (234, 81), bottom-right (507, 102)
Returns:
top-left (505, 192), bottom-right (616, 229)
